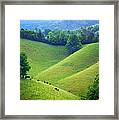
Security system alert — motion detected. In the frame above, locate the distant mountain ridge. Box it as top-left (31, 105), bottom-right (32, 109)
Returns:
top-left (20, 20), bottom-right (99, 30)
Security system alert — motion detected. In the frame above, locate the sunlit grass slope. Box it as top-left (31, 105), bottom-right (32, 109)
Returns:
top-left (20, 39), bottom-right (68, 77)
top-left (20, 80), bottom-right (80, 100)
top-left (57, 62), bottom-right (99, 97)
top-left (35, 43), bottom-right (99, 84)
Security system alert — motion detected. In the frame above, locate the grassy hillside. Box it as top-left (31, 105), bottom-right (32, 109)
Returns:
top-left (35, 43), bottom-right (99, 84)
top-left (20, 80), bottom-right (80, 100)
top-left (57, 62), bottom-right (99, 97)
top-left (20, 39), bottom-right (99, 100)
top-left (20, 39), bottom-right (68, 77)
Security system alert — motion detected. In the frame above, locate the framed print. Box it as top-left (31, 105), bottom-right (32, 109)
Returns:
top-left (0, 0), bottom-right (119, 119)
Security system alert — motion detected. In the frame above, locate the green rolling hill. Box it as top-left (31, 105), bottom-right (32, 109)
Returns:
top-left (20, 39), bottom-right (68, 77)
top-left (20, 80), bottom-right (80, 100)
top-left (20, 39), bottom-right (99, 100)
top-left (35, 43), bottom-right (99, 84)
top-left (57, 62), bottom-right (99, 97)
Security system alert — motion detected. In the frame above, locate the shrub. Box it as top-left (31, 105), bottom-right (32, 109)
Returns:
top-left (86, 74), bottom-right (99, 100)
top-left (80, 74), bottom-right (99, 100)
top-left (20, 52), bottom-right (31, 79)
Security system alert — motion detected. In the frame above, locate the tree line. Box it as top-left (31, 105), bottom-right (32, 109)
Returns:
top-left (20, 24), bottom-right (99, 54)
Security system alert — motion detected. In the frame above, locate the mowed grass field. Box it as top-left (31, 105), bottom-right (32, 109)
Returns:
top-left (20, 39), bottom-right (68, 77)
top-left (20, 39), bottom-right (99, 100)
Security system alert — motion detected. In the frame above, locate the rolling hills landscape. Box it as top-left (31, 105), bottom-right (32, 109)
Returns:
top-left (20, 20), bottom-right (99, 100)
